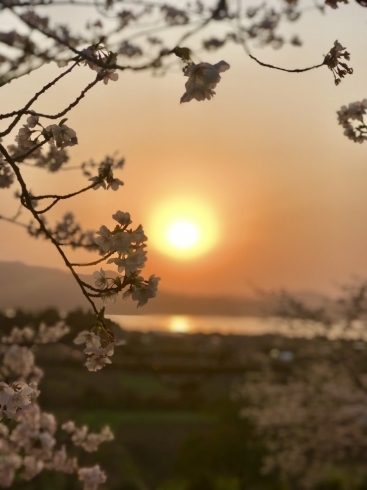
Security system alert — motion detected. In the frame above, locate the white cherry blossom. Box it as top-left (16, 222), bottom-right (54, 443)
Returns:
top-left (100, 290), bottom-right (118, 304)
top-left (74, 331), bottom-right (101, 349)
top-left (130, 224), bottom-right (147, 244)
top-left (78, 465), bottom-right (107, 490)
top-left (111, 231), bottom-right (131, 253)
top-left (124, 248), bottom-right (147, 275)
top-left (131, 274), bottom-right (160, 307)
top-left (93, 269), bottom-right (108, 289)
top-left (102, 69), bottom-right (119, 85)
top-left (46, 124), bottom-right (78, 149)
top-left (84, 342), bottom-right (115, 371)
top-left (26, 114), bottom-right (39, 128)
top-left (94, 225), bottom-right (113, 252)
top-left (180, 60), bottom-right (230, 103)
top-left (112, 211), bottom-right (132, 226)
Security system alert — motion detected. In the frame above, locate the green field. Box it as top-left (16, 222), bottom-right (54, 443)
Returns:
top-left (72, 409), bottom-right (218, 427)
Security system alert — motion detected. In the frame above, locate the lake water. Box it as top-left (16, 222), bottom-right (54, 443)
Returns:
top-left (107, 314), bottom-right (302, 336)
top-left (106, 314), bottom-right (367, 340)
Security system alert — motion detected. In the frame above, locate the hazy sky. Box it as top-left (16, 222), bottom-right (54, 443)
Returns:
top-left (1, 2), bottom-right (367, 298)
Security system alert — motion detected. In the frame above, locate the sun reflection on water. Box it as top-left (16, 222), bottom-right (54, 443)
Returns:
top-left (169, 316), bottom-right (191, 333)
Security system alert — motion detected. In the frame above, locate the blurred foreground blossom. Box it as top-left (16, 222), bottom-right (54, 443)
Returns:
top-left (0, 381), bottom-right (39, 420)
top-left (180, 60), bottom-right (230, 103)
top-left (239, 363), bottom-right (367, 489)
top-left (62, 421), bottom-right (114, 452)
top-left (78, 465), bottom-right (107, 490)
top-left (131, 274), bottom-right (160, 307)
top-left (337, 99), bottom-right (367, 143)
top-left (0, 323), bottom-right (113, 486)
top-left (0, 160), bottom-right (14, 188)
top-left (325, 0), bottom-right (348, 8)
top-left (46, 124), bottom-right (78, 149)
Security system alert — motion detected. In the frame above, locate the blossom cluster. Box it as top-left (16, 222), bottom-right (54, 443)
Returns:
top-left (78, 465), bottom-right (107, 490)
top-left (0, 381), bottom-right (39, 421)
top-left (1, 344), bottom-right (42, 384)
top-left (61, 420), bottom-right (114, 452)
top-left (46, 123), bottom-right (78, 149)
top-left (0, 402), bottom-right (109, 489)
top-left (0, 323), bottom-right (113, 488)
top-left (245, 8), bottom-right (284, 49)
top-left (239, 362), bottom-right (367, 489)
top-left (89, 160), bottom-right (124, 191)
top-left (180, 60), bottom-right (230, 103)
top-left (118, 40), bottom-right (143, 58)
top-left (2, 322), bottom-right (70, 345)
top-left (15, 114), bottom-right (78, 152)
top-left (57, 209), bottom-right (160, 372)
top-left (337, 99), bottom-right (367, 143)
top-left (0, 0), bottom-right (312, 88)
top-left (161, 5), bottom-right (189, 25)
top-left (92, 210), bottom-right (160, 306)
top-left (324, 40), bottom-right (353, 86)
top-left (325, 0), bottom-right (349, 9)
top-left (73, 330), bottom-right (115, 372)
top-left (0, 322), bottom-right (69, 385)
top-left (0, 160), bottom-right (14, 189)
top-left (80, 45), bottom-right (119, 85)
top-left (0, 321), bottom-right (71, 390)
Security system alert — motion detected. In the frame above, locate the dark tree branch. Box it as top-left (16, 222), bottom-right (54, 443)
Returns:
top-left (248, 53), bottom-right (325, 73)
top-left (0, 62), bottom-right (78, 137)
top-left (0, 142), bottom-right (100, 316)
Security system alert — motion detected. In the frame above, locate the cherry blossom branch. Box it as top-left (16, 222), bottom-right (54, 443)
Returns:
top-left (31, 75), bottom-right (101, 118)
top-left (13, 137), bottom-right (51, 162)
top-left (70, 251), bottom-right (115, 267)
top-left (0, 73), bottom-right (101, 122)
top-left (0, 214), bottom-right (28, 228)
top-left (1, 56), bottom-right (50, 87)
top-left (82, 281), bottom-right (103, 292)
top-left (50, 238), bottom-right (97, 249)
top-left (13, 11), bottom-right (174, 73)
top-left (81, 276), bottom-right (130, 296)
top-left (0, 142), bottom-right (100, 316)
top-left (2, 0), bottom-right (111, 6)
top-left (4, 0), bottom-right (162, 6)
top-left (33, 182), bottom-right (99, 214)
top-left (248, 53), bottom-right (325, 73)
top-left (0, 62), bottom-right (78, 137)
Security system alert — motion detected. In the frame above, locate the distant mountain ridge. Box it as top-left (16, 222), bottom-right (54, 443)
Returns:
top-left (0, 261), bottom-right (267, 316)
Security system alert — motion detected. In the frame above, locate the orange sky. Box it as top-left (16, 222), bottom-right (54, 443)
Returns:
top-left (1, 3), bottom-right (367, 298)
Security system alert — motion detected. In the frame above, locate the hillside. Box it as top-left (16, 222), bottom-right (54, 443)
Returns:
top-left (0, 261), bottom-right (266, 316)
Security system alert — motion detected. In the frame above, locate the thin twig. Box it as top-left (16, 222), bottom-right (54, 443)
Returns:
top-left (0, 214), bottom-right (28, 228)
top-left (34, 182), bottom-right (97, 214)
top-left (0, 74), bottom-right (101, 121)
top-left (0, 63), bottom-right (78, 137)
top-left (248, 53), bottom-right (325, 73)
top-left (0, 143), bottom-right (99, 315)
top-left (13, 138), bottom-right (50, 163)
top-left (70, 251), bottom-right (114, 267)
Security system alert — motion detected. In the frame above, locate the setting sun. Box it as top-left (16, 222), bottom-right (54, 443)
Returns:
top-left (166, 220), bottom-right (200, 250)
top-left (149, 198), bottom-right (218, 260)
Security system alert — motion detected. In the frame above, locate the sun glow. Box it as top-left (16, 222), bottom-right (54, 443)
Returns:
top-left (169, 316), bottom-right (191, 333)
top-left (166, 220), bottom-right (200, 249)
top-left (149, 198), bottom-right (218, 259)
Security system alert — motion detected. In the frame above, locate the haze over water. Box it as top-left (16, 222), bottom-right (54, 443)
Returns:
top-left (109, 314), bottom-right (274, 335)
top-left (108, 314), bottom-right (367, 340)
